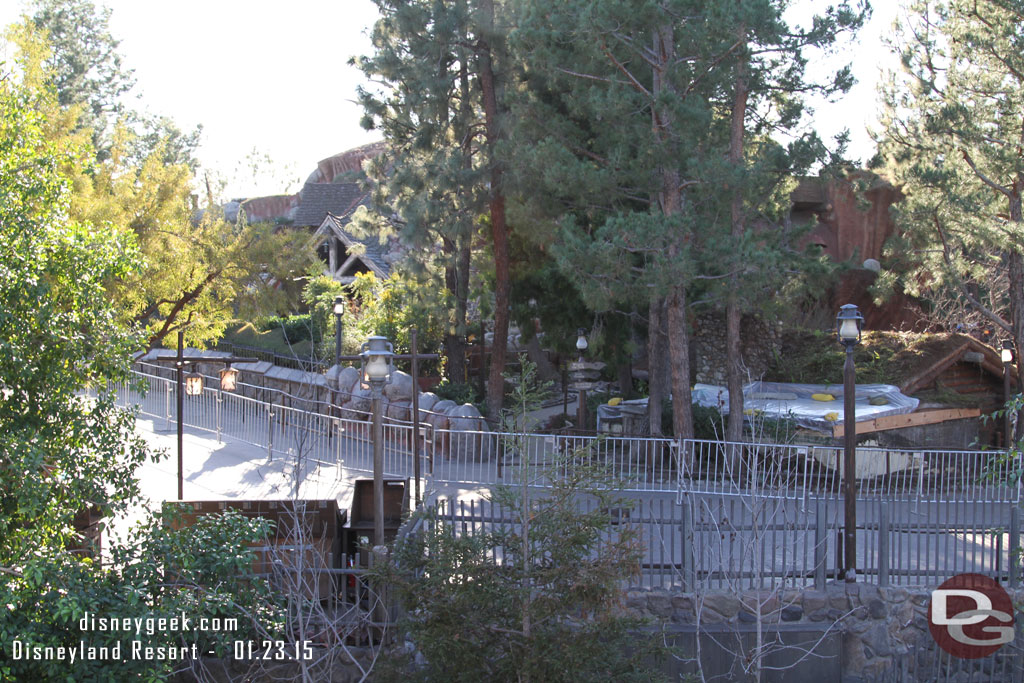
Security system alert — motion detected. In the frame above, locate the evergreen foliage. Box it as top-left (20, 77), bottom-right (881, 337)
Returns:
top-left (372, 361), bottom-right (666, 682)
top-left (875, 0), bottom-right (1024, 401)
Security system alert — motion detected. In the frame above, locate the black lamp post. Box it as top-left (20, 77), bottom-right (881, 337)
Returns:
top-left (152, 330), bottom-right (256, 500)
top-left (576, 328), bottom-right (588, 431)
top-left (360, 335), bottom-right (394, 546)
top-left (333, 296), bottom-right (345, 369)
top-left (836, 303), bottom-right (863, 582)
top-left (1003, 340), bottom-right (1015, 446)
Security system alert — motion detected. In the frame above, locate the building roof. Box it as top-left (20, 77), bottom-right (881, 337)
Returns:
top-left (313, 212), bottom-right (391, 279)
top-left (290, 182), bottom-right (370, 228)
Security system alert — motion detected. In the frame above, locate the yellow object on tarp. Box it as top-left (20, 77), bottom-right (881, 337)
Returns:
top-left (811, 393), bottom-right (836, 402)
top-left (607, 397), bottom-right (622, 406)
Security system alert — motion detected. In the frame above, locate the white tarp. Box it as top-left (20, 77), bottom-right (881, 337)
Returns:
top-left (692, 381), bottom-right (920, 433)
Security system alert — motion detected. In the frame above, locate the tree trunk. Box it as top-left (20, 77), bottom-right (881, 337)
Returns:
top-left (651, 23), bottom-right (693, 441)
top-left (1009, 192), bottom-right (1024, 443)
top-left (648, 297), bottom-right (667, 436)
top-left (667, 284), bottom-right (694, 441)
top-left (444, 240), bottom-right (468, 383)
top-left (726, 30), bottom-right (749, 447)
top-left (478, 0), bottom-right (510, 421)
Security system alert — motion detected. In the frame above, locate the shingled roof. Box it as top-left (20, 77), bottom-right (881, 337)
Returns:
top-left (290, 182), bottom-right (369, 228)
top-left (315, 213), bottom-right (391, 278)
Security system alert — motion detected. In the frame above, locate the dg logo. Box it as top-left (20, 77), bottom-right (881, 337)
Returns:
top-left (929, 573), bottom-right (1016, 659)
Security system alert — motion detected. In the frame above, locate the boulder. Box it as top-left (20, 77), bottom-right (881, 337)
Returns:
top-left (417, 392), bottom-right (441, 413)
top-left (340, 384), bottom-right (373, 419)
top-left (334, 366), bottom-right (361, 396)
top-left (446, 403), bottom-right (485, 432)
top-left (384, 370), bottom-right (415, 401)
top-left (426, 400), bottom-right (457, 428)
top-left (386, 400), bottom-right (411, 422)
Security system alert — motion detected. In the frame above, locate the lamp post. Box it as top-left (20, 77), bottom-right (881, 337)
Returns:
top-left (576, 328), bottom-right (588, 431)
top-left (361, 335), bottom-right (394, 546)
top-left (836, 303), bottom-right (863, 582)
top-left (1003, 340), bottom-right (1015, 447)
top-left (334, 296), bottom-right (346, 369)
top-left (153, 330), bottom-right (256, 500)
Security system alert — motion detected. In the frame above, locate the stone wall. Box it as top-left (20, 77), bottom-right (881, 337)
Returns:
top-left (691, 313), bottom-right (784, 386)
top-left (625, 582), bottom-right (1024, 682)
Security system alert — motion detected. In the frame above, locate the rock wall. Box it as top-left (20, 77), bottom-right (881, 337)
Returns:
top-left (624, 582), bottom-right (1024, 682)
top-left (691, 313), bottom-right (783, 386)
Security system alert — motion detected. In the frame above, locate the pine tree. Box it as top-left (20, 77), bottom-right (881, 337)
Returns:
top-left (356, 0), bottom-right (513, 417)
top-left (876, 0), bottom-right (1024, 417)
top-left (511, 0), bottom-right (863, 440)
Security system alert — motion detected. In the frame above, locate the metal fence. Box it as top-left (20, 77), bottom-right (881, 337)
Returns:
top-left (115, 369), bottom-right (1024, 589)
top-left (421, 492), bottom-right (1023, 592)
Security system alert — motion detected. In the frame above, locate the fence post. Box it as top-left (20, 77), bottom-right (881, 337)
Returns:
top-left (1011, 506), bottom-right (1020, 589)
top-left (878, 502), bottom-right (890, 588)
top-left (814, 497), bottom-right (826, 590)
top-left (267, 395), bottom-right (274, 461)
top-left (165, 380), bottom-right (172, 430)
top-left (681, 501), bottom-right (695, 592)
top-left (216, 390), bottom-right (223, 443)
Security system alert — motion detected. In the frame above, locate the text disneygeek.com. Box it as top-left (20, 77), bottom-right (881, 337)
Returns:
top-left (4, 611), bottom-right (314, 662)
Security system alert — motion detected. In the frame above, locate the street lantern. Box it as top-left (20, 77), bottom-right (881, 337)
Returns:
top-left (836, 303), bottom-right (863, 582)
top-left (219, 365), bottom-right (239, 392)
top-left (360, 335), bottom-right (395, 548)
top-left (836, 304), bottom-right (863, 346)
top-left (1002, 340), bottom-right (1014, 364)
top-left (360, 336), bottom-right (395, 389)
top-left (333, 295), bottom-right (346, 317)
top-left (576, 328), bottom-right (588, 361)
top-left (184, 371), bottom-right (204, 396)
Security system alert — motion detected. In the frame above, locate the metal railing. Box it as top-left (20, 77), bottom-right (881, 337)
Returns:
top-left (421, 493), bottom-right (1023, 591)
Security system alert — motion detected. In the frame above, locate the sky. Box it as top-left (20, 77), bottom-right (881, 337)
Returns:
top-left (2, 0), bottom-right (901, 200)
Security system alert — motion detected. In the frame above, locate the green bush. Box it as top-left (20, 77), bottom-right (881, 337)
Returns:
top-left (259, 314), bottom-right (317, 344)
top-left (434, 380), bottom-right (482, 408)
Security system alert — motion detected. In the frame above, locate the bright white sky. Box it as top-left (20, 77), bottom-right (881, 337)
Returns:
top-left (1, 0), bottom-right (900, 200)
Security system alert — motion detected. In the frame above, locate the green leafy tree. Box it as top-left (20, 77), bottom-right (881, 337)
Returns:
top-left (876, 0), bottom-right (1024, 422)
top-left (346, 272), bottom-right (447, 358)
top-left (0, 55), bottom-right (282, 682)
top-left (372, 362), bottom-right (664, 682)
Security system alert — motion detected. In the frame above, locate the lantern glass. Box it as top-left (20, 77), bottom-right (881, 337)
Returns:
top-left (219, 366), bottom-right (239, 392)
top-left (838, 318), bottom-right (860, 341)
top-left (364, 354), bottom-right (390, 381)
top-left (836, 304), bottom-right (863, 345)
top-left (1002, 341), bottom-right (1014, 364)
top-left (333, 295), bottom-right (346, 317)
top-left (576, 328), bottom-right (588, 352)
top-left (185, 372), bottom-right (204, 396)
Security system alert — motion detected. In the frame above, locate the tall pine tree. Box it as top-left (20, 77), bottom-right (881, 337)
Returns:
top-left (357, 0), bottom-right (513, 417)
top-left (877, 0), bottom-right (1024, 422)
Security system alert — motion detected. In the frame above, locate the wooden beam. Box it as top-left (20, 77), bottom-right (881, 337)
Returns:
top-left (832, 407), bottom-right (981, 438)
top-left (900, 342), bottom-right (970, 395)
